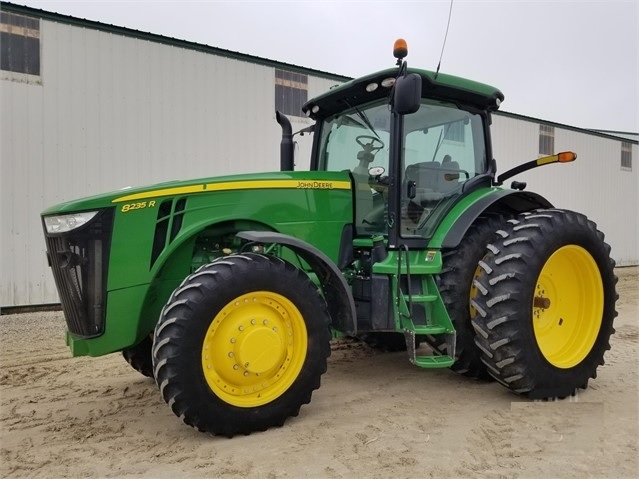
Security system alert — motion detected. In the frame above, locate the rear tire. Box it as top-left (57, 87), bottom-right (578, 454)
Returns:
top-left (122, 336), bottom-right (154, 378)
top-left (152, 253), bottom-right (331, 436)
top-left (471, 209), bottom-right (617, 399)
top-left (430, 214), bottom-right (506, 379)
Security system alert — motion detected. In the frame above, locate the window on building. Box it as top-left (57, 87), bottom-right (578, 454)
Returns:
top-left (539, 124), bottom-right (554, 156)
top-left (0, 12), bottom-right (40, 76)
top-left (275, 70), bottom-right (308, 117)
top-left (621, 142), bottom-right (632, 170)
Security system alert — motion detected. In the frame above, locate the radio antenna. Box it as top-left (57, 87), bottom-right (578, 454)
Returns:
top-left (434, 0), bottom-right (454, 79)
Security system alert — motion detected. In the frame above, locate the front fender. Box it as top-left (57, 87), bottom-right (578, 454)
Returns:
top-left (237, 231), bottom-right (357, 335)
top-left (135, 220), bottom-right (276, 339)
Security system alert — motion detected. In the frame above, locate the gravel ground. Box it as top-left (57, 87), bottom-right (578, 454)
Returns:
top-left (1, 267), bottom-right (637, 478)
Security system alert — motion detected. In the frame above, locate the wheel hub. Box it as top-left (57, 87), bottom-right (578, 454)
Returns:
top-left (533, 296), bottom-right (551, 309)
top-left (201, 291), bottom-right (307, 407)
top-left (234, 324), bottom-right (283, 374)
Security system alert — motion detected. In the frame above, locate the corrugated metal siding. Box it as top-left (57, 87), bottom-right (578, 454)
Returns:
top-left (492, 114), bottom-right (638, 266)
top-left (0, 19), bottom-right (340, 307)
top-left (1, 17), bottom-right (637, 307)
top-left (1, 65), bottom-right (52, 306)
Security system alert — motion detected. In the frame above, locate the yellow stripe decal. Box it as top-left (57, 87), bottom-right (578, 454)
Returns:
top-left (536, 154), bottom-right (558, 166)
top-left (113, 179), bottom-right (351, 203)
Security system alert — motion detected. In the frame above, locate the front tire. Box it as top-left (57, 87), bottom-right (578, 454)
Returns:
top-left (122, 336), bottom-right (154, 378)
top-left (471, 209), bottom-right (617, 399)
top-left (152, 253), bottom-right (331, 436)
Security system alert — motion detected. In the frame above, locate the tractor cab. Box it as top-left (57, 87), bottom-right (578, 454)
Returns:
top-left (303, 40), bottom-right (504, 249)
top-left (313, 96), bottom-right (487, 241)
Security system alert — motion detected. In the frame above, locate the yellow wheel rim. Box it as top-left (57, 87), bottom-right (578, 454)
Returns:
top-left (533, 245), bottom-right (604, 368)
top-left (201, 291), bottom-right (307, 407)
top-left (469, 261), bottom-right (484, 318)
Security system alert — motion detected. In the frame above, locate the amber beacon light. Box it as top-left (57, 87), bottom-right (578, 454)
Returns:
top-left (393, 38), bottom-right (408, 61)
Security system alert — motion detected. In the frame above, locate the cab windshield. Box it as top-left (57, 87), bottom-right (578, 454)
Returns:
top-left (317, 101), bottom-right (391, 235)
top-left (317, 98), bottom-right (487, 238)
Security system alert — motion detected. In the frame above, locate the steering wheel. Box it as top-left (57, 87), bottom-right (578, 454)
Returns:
top-left (356, 135), bottom-right (384, 153)
top-left (355, 136), bottom-right (385, 172)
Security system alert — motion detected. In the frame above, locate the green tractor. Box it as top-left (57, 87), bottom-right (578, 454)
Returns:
top-left (42, 40), bottom-right (617, 436)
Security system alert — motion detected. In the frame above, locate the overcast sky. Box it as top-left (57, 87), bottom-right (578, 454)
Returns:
top-left (13, 0), bottom-right (639, 132)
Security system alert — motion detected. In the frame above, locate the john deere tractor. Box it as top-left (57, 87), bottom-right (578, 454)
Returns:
top-left (42, 40), bottom-right (617, 436)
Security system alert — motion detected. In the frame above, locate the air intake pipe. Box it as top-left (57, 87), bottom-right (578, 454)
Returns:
top-left (276, 110), bottom-right (294, 171)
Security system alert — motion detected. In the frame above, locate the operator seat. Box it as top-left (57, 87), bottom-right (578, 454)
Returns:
top-left (405, 161), bottom-right (440, 191)
top-left (404, 161), bottom-right (440, 223)
top-left (438, 155), bottom-right (461, 193)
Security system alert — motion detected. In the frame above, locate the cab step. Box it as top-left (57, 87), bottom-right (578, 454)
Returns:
top-left (412, 325), bottom-right (447, 335)
top-left (413, 355), bottom-right (455, 368)
top-left (403, 328), bottom-right (457, 369)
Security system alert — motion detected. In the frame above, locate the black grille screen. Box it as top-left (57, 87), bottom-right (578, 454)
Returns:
top-left (43, 209), bottom-right (114, 338)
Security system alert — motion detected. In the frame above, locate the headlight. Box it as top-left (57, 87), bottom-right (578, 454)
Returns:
top-left (44, 211), bottom-right (99, 233)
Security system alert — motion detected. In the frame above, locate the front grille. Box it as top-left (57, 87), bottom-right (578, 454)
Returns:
top-left (43, 208), bottom-right (114, 338)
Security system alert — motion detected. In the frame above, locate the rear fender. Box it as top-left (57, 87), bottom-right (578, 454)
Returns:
top-left (436, 190), bottom-right (552, 249)
top-left (237, 231), bottom-right (357, 335)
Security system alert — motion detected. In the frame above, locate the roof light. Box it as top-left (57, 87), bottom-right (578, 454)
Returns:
top-left (381, 77), bottom-right (396, 88)
top-left (365, 82), bottom-right (379, 92)
top-left (311, 105), bottom-right (320, 114)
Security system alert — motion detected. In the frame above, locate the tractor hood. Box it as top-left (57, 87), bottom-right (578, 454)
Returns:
top-left (41, 170), bottom-right (353, 215)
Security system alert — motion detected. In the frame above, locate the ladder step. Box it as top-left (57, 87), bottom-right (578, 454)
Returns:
top-left (404, 294), bottom-right (438, 303)
top-left (413, 326), bottom-right (448, 335)
top-left (413, 355), bottom-right (455, 368)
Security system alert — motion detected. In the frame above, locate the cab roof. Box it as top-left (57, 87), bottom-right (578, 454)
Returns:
top-left (303, 67), bottom-right (504, 119)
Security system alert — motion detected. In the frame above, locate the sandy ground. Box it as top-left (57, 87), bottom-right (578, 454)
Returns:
top-left (1, 267), bottom-right (637, 479)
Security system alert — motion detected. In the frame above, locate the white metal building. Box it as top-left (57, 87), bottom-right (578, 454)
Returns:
top-left (491, 112), bottom-right (638, 267)
top-left (1, 2), bottom-right (637, 308)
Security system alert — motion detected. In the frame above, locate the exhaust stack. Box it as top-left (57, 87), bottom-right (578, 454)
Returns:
top-left (276, 111), bottom-right (294, 171)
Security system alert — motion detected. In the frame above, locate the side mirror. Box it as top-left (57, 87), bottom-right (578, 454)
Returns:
top-left (392, 73), bottom-right (422, 114)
